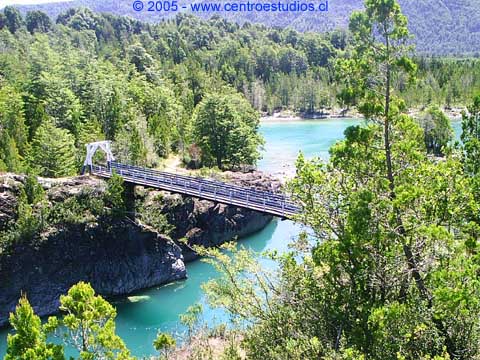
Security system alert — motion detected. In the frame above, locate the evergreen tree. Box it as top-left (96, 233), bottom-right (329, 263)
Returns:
top-left (5, 297), bottom-right (64, 360)
top-left (3, 6), bottom-right (23, 34)
top-left (104, 172), bottom-right (126, 217)
top-left (42, 74), bottom-right (83, 136)
top-left (419, 106), bottom-right (453, 156)
top-left (24, 174), bottom-right (46, 205)
top-left (29, 121), bottom-right (77, 178)
top-left (0, 13), bottom-right (6, 31)
top-left (0, 86), bottom-right (28, 156)
top-left (461, 94), bottom-right (480, 175)
top-left (59, 282), bottom-right (133, 360)
top-left (193, 92), bottom-right (263, 169)
top-left (0, 132), bottom-right (22, 173)
top-left (114, 119), bottom-right (149, 166)
top-left (25, 11), bottom-right (53, 34)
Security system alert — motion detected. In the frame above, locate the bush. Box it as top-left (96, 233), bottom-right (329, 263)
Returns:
top-left (104, 172), bottom-right (126, 217)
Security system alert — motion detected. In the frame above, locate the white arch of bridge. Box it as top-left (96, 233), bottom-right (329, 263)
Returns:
top-left (81, 141), bottom-right (115, 175)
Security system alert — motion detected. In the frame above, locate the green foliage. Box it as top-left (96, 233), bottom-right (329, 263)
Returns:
top-left (9, 0), bottom-right (480, 55)
top-left (0, 86), bottom-right (27, 154)
top-left (193, 92), bottom-right (264, 169)
top-left (404, 58), bottom-right (480, 108)
top-left (220, 344), bottom-right (242, 360)
top-left (6, 283), bottom-right (134, 360)
top-left (430, 254), bottom-right (480, 359)
top-left (368, 301), bottom-right (445, 359)
top-left (24, 175), bottom-right (45, 205)
top-left (104, 172), bottom-right (126, 217)
top-left (5, 297), bottom-right (64, 360)
top-left (0, 131), bottom-right (22, 173)
top-left (180, 303), bottom-right (203, 340)
top-left (6, 188), bottom-right (44, 244)
top-left (59, 282), bottom-right (133, 360)
top-left (197, 2), bottom-right (480, 359)
top-left (153, 333), bottom-right (176, 358)
top-left (3, 6), bottom-right (23, 34)
top-left (48, 197), bottom-right (96, 226)
top-left (137, 194), bottom-right (174, 235)
top-left (0, 85), bottom-right (28, 173)
top-left (0, 14), bottom-right (6, 31)
top-left (29, 121), bottom-right (78, 178)
top-left (461, 94), bottom-right (480, 176)
top-left (342, 0), bottom-right (416, 121)
top-left (0, 177), bottom-right (46, 249)
top-left (202, 111), bottom-right (479, 359)
top-left (0, 178), bottom-right (107, 252)
top-left (418, 106), bottom-right (453, 156)
top-left (460, 95), bottom-right (480, 231)
top-left (25, 10), bottom-right (53, 34)
top-left (2, 4), bottom-right (480, 359)
top-left (77, 118), bottom-right (106, 164)
top-left (0, 6), bottom-right (477, 177)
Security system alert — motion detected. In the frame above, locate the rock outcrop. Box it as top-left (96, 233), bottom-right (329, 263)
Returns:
top-left (0, 170), bottom-right (278, 326)
top-left (0, 175), bottom-right (186, 326)
top-left (0, 221), bottom-right (185, 327)
top-left (160, 194), bottom-right (273, 261)
top-left (141, 170), bottom-right (278, 261)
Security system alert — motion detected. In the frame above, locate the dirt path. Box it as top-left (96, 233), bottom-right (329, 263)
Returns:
top-left (162, 155), bottom-right (189, 175)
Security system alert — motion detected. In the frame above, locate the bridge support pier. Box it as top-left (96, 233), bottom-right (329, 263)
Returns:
top-left (124, 182), bottom-right (136, 220)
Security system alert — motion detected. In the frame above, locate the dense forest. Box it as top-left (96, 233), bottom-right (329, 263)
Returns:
top-left (11, 0), bottom-right (480, 56)
top-left (1, 5), bottom-right (480, 177)
top-left (3, 0), bottom-right (480, 359)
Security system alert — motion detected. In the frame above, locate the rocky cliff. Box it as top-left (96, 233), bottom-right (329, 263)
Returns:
top-left (150, 171), bottom-right (277, 261)
top-left (0, 171), bottom-right (277, 326)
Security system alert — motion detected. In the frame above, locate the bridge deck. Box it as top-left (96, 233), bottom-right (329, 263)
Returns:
top-left (91, 162), bottom-right (300, 218)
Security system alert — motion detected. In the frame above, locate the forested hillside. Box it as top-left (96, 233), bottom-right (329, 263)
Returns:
top-left (1, 5), bottom-right (479, 177)
top-left (8, 0), bottom-right (480, 55)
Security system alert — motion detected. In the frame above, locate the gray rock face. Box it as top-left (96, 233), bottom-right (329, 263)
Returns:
top-left (0, 175), bottom-right (186, 326)
top-left (162, 194), bottom-right (273, 261)
top-left (0, 171), bottom-right (277, 326)
top-left (0, 221), bottom-right (186, 326)
top-left (0, 174), bottom-right (22, 229)
top-left (143, 171), bottom-right (279, 261)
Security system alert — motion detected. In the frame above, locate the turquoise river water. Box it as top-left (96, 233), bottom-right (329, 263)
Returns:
top-left (0, 117), bottom-right (461, 358)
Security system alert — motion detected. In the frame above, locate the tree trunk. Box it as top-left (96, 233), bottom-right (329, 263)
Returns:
top-left (383, 37), bottom-right (454, 357)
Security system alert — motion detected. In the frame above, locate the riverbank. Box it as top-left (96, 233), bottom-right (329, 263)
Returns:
top-left (0, 170), bottom-right (277, 327)
top-left (260, 109), bottom-right (359, 122)
top-left (262, 106), bottom-right (465, 123)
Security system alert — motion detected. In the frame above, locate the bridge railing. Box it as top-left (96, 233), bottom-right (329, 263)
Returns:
top-left (110, 161), bottom-right (290, 202)
top-left (91, 162), bottom-right (300, 217)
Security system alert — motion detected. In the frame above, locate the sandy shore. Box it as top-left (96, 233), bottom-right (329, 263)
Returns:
top-left (261, 106), bottom-right (465, 122)
top-left (261, 112), bottom-right (358, 122)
